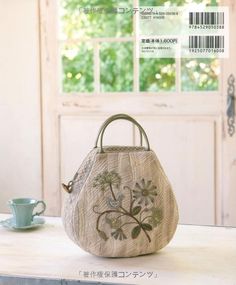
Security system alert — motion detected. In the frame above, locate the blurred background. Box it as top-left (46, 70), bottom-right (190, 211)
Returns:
top-left (0, 0), bottom-right (235, 226)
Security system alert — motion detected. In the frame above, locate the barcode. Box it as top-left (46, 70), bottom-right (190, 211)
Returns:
top-left (189, 12), bottom-right (224, 25)
top-left (189, 36), bottom-right (224, 49)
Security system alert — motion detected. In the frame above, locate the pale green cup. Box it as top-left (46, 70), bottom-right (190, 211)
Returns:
top-left (8, 198), bottom-right (46, 228)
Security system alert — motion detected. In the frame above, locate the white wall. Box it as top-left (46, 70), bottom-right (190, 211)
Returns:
top-left (0, 0), bottom-right (42, 212)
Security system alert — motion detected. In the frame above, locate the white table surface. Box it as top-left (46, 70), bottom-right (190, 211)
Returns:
top-left (0, 214), bottom-right (236, 285)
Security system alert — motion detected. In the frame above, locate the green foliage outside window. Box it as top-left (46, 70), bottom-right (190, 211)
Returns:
top-left (60, 0), bottom-right (219, 93)
top-left (100, 42), bottom-right (133, 92)
top-left (61, 43), bottom-right (93, 92)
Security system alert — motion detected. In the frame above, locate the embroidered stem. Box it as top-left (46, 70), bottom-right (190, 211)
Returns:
top-left (109, 183), bottom-right (117, 201)
top-left (139, 208), bottom-right (148, 220)
top-left (95, 207), bottom-right (151, 243)
top-left (120, 222), bottom-right (137, 228)
top-left (141, 226), bottom-right (151, 242)
top-left (119, 206), bottom-right (151, 242)
top-left (130, 199), bottom-right (136, 213)
top-left (116, 213), bottom-right (128, 220)
top-left (96, 209), bottom-right (124, 232)
top-left (93, 172), bottom-right (161, 243)
top-left (141, 215), bottom-right (153, 223)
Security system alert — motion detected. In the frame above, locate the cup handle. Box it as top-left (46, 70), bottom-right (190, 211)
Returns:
top-left (32, 201), bottom-right (46, 218)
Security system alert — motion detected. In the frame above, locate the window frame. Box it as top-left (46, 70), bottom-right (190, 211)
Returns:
top-left (58, 0), bottom-right (221, 96)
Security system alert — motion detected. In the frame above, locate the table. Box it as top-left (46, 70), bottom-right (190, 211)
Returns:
top-left (0, 214), bottom-right (236, 285)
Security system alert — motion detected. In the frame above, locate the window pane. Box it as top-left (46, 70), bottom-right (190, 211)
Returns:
top-left (60, 0), bottom-right (133, 39)
top-left (181, 58), bottom-right (219, 91)
top-left (140, 59), bottom-right (176, 92)
top-left (100, 42), bottom-right (133, 92)
top-left (61, 43), bottom-right (93, 92)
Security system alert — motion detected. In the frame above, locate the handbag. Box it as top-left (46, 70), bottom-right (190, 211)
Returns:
top-left (62, 114), bottom-right (179, 257)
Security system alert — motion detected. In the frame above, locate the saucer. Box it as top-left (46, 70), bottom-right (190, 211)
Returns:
top-left (0, 216), bottom-right (45, 230)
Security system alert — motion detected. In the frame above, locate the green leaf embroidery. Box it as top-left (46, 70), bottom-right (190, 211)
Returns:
top-left (98, 230), bottom-right (108, 241)
top-left (131, 226), bottom-right (141, 239)
top-left (141, 223), bottom-right (152, 231)
top-left (131, 206), bottom-right (142, 216)
top-left (93, 172), bottom-right (163, 243)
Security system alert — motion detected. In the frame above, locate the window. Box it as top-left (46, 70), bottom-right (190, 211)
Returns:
top-left (59, 0), bottom-right (220, 94)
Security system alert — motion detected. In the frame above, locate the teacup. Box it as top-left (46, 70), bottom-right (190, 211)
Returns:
top-left (8, 198), bottom-right (46, 228)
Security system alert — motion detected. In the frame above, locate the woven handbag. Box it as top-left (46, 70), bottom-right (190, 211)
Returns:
top-left (62, 114), bottom-right (179, 257)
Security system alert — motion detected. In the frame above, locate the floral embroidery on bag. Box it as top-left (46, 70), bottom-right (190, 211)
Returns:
top-left (93, 171), bottom-right (163, 243)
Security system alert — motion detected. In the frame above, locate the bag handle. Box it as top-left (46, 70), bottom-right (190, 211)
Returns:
top-left (95, 114), bottom-right (150, 153)
top-left (95, 114), bottom-right (143, 148)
